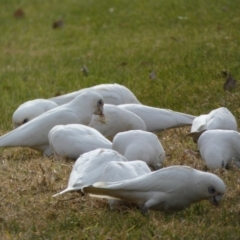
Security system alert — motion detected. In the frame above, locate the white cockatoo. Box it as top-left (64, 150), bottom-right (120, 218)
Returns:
top-left (89, 104), bottom-right (146, 138)
top-left (83, 165), bottom-right (226, 214)
top-left (53, 148), bottom-right (128, 197)
top-left (49, 124), bottom-right (112, 160)
top-left (112, 130), bottom-right (165, 170)
top-left (197, 129), bottom-right (240, 169)
top-left (188, 107), bottom-right (237, 142)
top-left (0, 92), bottom-right (104, 156)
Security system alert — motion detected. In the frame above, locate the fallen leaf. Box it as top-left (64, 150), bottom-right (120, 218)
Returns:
top-left (81, 65), bottom-right (89, 76)
top-left (52, 19), bottom-right (64, 29)
top-left (118, 62), bottom-right (128, 66)
top-left (149, 71), bottom-right (156, 80)
top-left (54, 92), bottom-right (62, 97)
top-left (14, 8), bottom-right (25, 18)
top-left (223, 71), bottom-right (237, 91)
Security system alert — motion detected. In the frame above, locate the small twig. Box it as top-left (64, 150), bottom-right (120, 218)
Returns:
top-left (39, 163), bottom-right (45, 174)
top-left (60, 164), bottom-right (72, 168)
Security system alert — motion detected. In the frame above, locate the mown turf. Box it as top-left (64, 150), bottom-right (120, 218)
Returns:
top-left (0, 0), bottom-right (240, 239)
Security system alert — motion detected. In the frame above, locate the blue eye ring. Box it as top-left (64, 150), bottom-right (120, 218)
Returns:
top-left (208, 186), bottom-right (216, 194)
top-left (98, 100), bottom-right (103, 106)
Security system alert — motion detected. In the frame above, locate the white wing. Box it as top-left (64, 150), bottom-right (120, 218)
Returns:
top-left (191, 107), bottom-right (237, 133)
top-left (53, 149), bottom-right (127, 196)
top-left (84, 166), bottom-right (193, 198)
top-left (101, 160), bottom-right (151, 182)
top-left (50, 83), bottom-right (140, 106)
top-left (49, 124), bottom-right (112, 159)
top-left (83, 166), bottom-right (226, 211)
top-left (119, 104), bottom-right (196, 131)
top-left (0, 107), bottom-right (79, 148)
top-left (89, 104), bottom-right (146, 138)
top-left (112, 130), bottom-right (165, 169)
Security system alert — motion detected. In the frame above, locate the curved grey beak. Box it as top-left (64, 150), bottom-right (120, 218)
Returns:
top-left (210, 194), bottom-right (223, 206)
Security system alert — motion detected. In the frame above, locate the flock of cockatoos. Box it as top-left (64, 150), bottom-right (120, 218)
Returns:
top-left (2, 83), bottom-right (239, 214)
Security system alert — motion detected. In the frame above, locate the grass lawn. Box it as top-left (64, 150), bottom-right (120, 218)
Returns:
top-left (0, 0), bottom-right (240, 239)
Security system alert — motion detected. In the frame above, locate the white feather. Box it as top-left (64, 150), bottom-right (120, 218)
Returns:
top-left (12, 99), bottom-right (58, 127)
top-left (50, 83), bottom-right (141, 106)
top-left (100, 160), bottom-right (151, 209)
top-left (188, 107), bottom-right (237, 142)
top-left (0, 92), bottom-right (104, 156)
top-left (198, 129), bottom-right (240, 169)
top-left (101, 161), bottom-right (151, 183)
top-left (11, 84), bottom-right (140, 127)
top-left (191, 107), bottom-right (237, 132)
top-left (53, 148), bottom-right (127, 197)
top-left (118, 104), bottom-right (196, 131)
top-left (48, 124), bottom-right (112, 160)
top-left (83, 166), bottom-right (226, 213)
top-left (88, 104), bottom-right (146, 138)
top-left (112, 130), bottom-right (165, 169)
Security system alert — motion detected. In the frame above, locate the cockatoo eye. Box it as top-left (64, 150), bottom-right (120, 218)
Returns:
top-left (23, 118), bottom-right (29, 124)
top-left (208, 186), bottom-right (216, 194)
top-left (97, 99), bottom-right (103, 106)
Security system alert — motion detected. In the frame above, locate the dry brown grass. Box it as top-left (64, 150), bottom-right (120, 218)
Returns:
top-left (1, 127), bottom-right (240, 239)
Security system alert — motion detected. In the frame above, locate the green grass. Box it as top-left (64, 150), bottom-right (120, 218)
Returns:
top-left (1, 0), bottom-right (240, 239)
